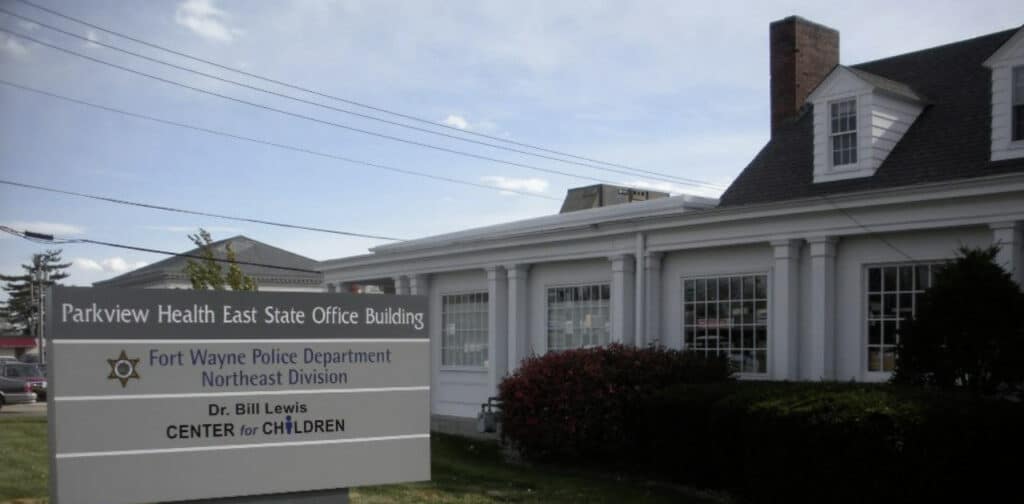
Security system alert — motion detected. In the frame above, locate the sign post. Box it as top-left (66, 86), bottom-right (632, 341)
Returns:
top-left (47, 287), bottom-right (430, 504)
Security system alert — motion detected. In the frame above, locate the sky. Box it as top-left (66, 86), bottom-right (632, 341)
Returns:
top-left (1, 0), bottom-right (1022, 290)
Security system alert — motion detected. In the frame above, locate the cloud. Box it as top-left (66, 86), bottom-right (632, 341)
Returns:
top-left (481, 176), bottom-right (549, 195)
top-left (74, 257), bottom-right (148, 273)
top-left (442, 114), bottom-right (469, 130)
top-left (175, 0), bottom-right (243, 43)
top-left (84, 29), bottom-right (101, 48)
top-left (0, 221), bottom-right (84, 238)
top-left (440, 114), bottom-right (501, 134)
top-left (1, 35), bottom-right (28, 57)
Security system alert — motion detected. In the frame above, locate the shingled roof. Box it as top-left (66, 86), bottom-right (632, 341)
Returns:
top-left (94, 235), bottom-right (322, 288)
top-left (719, 28), bottom-right (1024, 207)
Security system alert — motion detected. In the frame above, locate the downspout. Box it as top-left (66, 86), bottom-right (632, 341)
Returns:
top-left (635, 232), bottom-right (646, 347)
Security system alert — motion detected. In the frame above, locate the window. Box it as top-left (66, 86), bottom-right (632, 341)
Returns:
top-left (1014, 67), bottom-right (1024, 141)
top-left (684, 274), bottom-right (768, 374)
top-left (547, 284), bottom-right (610, 352)
top-left (441, 292), bottom-right (488, 367)
top-left (830, 98), bottom-right (858, 166)
top-left (865, 263), bottom-right (945, 372)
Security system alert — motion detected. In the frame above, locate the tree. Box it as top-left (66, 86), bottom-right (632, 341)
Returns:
top-left (0, 250), bottom-right (71, 336)
top-left (892, 246), bottom-right (1024, 393)
top-left (183, 229), bottom-right (257, 291)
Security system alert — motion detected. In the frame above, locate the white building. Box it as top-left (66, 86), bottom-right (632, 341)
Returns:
top-left (320, 17), bottom-right (1024, 422)
top-left (96, 235), bottom-right (323, 292)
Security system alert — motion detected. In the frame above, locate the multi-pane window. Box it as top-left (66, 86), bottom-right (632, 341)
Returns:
top-left (1013, 67), bottom-right (1024, 141)
top-left (684, 274), bottom-right (768, 374)
top-left (547, 284), bottom-right (610, 352)
top-left (441, 292), bottom-right (488, 367)
top-left (831, 98), bottom-right (858, 166)
top-left (865, 263), bottom-right (945, 372)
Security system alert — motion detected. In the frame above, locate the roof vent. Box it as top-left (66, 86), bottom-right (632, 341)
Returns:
top-left (559, 184), bottom-right (669, 214)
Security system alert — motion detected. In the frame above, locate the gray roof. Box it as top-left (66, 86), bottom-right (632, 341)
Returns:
top-left (720, 28), bottom-right (1024, 207)
top-left (95, 236), bottom-right (322, 288)
top-left (845, 67), bottom-right (926, 102)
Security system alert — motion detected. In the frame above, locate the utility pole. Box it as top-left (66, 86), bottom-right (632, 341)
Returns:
top-left (28, 262), bottom-right (49, 365)
top-left (38, 273), bottom-right (46, 365)
top-left (28, 276), bottom-right (36, 350)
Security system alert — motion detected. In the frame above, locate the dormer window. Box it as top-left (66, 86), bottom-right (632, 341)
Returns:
top-left (808, 66), bottom-right (925, 183)
top-left (830, 98), bottom-right (858, 166)
top-left (1014, 66), bottom-right (1024, 141)
top-left (983, 27), bottom-right (1024, 160)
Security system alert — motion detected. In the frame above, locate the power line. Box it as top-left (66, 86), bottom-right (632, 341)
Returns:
top-left (0, 179), bottom-right (405, 241)
top-left (9, 0), bottom-right (723, 189)
top-left (0, 7), bottom-right (722, 190)
top-left (0, 27), bottom-right (643, 190)
top-left (817, 194), bottom-right (915, 261)
top-left (0, 79), bottom-right (561, 202)
top-left (0, 225), bottom-right (322, 274)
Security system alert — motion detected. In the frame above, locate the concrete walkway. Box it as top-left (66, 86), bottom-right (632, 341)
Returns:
top-left (0, 402), bottom-right (47, 417)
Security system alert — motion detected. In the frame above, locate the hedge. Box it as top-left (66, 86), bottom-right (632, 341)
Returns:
top-left (641, 382), bottom-right (1024, 503)
top-left (498, 346), bottom-right (1024, 503)
top-left (497, 344), bottom-right (732, 461)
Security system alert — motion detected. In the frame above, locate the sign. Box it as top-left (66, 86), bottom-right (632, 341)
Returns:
top-left (47, 287), bottom-right (430, 504)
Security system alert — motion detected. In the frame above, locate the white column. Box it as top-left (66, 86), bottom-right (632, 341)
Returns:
top-left (409, 274), bottom-right (430, 296)
top-left (807, 236), bottom-right (837, 380)
top-left (393, 276), bottom-right (410, 295)
top-left (507, 264), bottom-right (530, 370)
top-left (634, 234), bottom-right (646, 347)
top-left (486, 266), bottom-right (509, 393)
top-left (770, 240), bottom-right (800, 380)
top-left (991, 221), bottom-right (1023, 287)
top-left (610, 254), bottom-right (636, 345)
top-left (645, 252), bottom-right (664, 346)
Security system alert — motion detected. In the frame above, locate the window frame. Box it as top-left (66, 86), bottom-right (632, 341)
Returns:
top-left (439, 290), bottom-right (490, 371)
top-left (681, 271), bottom-right (770, 376)
top-left (544, 282), bottom-right (611, 353)
top-left (862, 261), bottom-right (948, 376)
top-left (829, 97), bottom-right (859, 167)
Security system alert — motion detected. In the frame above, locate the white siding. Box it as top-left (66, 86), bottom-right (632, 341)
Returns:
top-left (869, 94), bottom-right (923, 170)
top-left (321, 174), bottom-right (1024, 417)
top-left (990, 64), bottom-right (1024, 161)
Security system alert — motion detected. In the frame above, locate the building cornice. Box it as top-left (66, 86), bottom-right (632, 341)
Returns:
top-left (319, 173), bottom-right (1024, 278)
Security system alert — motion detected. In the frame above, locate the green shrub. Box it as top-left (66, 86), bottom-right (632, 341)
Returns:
top-left (641, 382), bottom-right (1024, 503)
top-left (894, 246), bottom-right (1024, 392)
top-left (497, 344), bottom-right (732, 462)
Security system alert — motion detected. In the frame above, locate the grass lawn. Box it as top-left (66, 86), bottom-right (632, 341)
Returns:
top-left (0, 416), bottom-right (725, 504)
top-left (0, 417), bottom-right (47, 504)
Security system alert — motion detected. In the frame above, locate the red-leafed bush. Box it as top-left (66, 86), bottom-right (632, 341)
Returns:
top-left (497, 344), bottom-right (732, 461)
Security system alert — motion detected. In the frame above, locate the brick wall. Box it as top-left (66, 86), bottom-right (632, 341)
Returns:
top-left (770, 16), bottom-right (839, 135)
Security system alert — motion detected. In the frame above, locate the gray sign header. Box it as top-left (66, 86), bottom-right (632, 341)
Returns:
top-left (51, 287), bottom-right (427, 339)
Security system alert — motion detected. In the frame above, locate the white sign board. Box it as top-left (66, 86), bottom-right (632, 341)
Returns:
top-left (47, 287), bottom-right (430, 504)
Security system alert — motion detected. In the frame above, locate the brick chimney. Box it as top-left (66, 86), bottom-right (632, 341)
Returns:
top-left (770, 16), bottom-right (839, 135)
